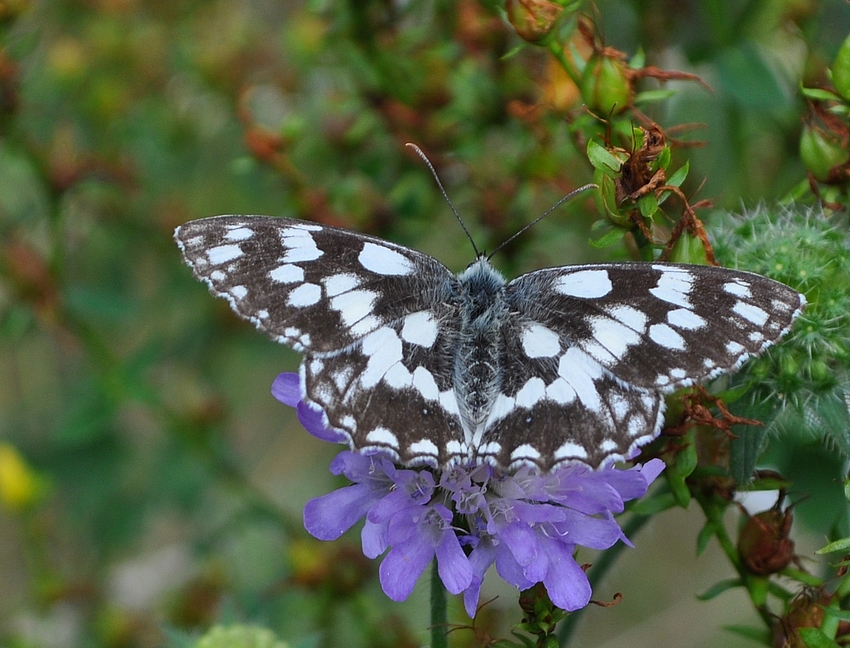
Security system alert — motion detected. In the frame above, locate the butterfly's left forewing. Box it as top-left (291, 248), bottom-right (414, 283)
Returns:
top-left (176, 215), bottom-right (455, 351)
top-left (176, 215), bottom-right (469, 465)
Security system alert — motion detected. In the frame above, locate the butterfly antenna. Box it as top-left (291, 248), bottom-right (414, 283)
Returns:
top-left (406, 143), bottom-right (481, 258)
top-left (487, 183), bottom-right (597, 260)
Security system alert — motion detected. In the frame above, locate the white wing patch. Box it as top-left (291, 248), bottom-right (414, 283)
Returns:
top-left (269, 264), bottom-right (304, 284)
top-left (358, 242), bottom-right (414, 276)
top-left (207, 244), bottom-right (243, 264)
top-left (287, 283), bottom-right (321, 307)
top-left (554, 269), bottom-right (613, 298)
top-left (401, 311), bottom-right (438, 347)
top-left (650, 267), bottom-right (694, 308)
top-left (521, 323), bottom-right (561, 358)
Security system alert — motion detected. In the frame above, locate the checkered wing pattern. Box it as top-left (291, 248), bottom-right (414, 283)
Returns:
top-left (474, 263), bottom-right (804, 469)
top-left (176, 215), bottom-right (805, 471)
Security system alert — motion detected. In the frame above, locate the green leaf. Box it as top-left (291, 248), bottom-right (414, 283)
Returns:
top-left (823, 607), bottom-right (850, 623)
top-left (655, 146), bottom-right (672, 170)
top-left (589, 227), bottom-right (628, 248)
top-left (799, 627), bottom-right (841, 648)
top-left (723, 624), bottom-right (772, 643)
top-left (586, 139), bottom-right (623, 175)
top-left (816, 536), bottom-right (850, 555)
top-left (628, 490), bottom-right (677, 515)
top-left (696, 520), bottom-right (715, 556)
top-left (800, 86), bottom-right (843, 102)
top-left (629, 48), bottom-right (646, 69)
top-left (666, 160), bottom-right (690, 188)
top-left (696, 578), bottom-right (743, 601)
top-left (634, 89), bottom-right (677, 104)
top-left (809, 388), bottom-right (850, 459)
top-left (637, 192), bottom-right (658, 218)
top-left (728, 390), bottom-right (783, 483)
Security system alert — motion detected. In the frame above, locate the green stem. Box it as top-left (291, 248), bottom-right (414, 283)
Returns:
top-left (547, 39), bottom-right (582, 86)
top-left (431, 559), bottom-right (448, 648)
top-left (694, 494), bottom-right (780, 628)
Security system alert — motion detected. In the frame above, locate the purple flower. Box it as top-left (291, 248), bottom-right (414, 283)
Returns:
top-left (274, 372), bottom-right (665, 617)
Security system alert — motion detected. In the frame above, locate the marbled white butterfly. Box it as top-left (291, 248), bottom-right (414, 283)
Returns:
top-left (175, 214), bottom-right (804, 471)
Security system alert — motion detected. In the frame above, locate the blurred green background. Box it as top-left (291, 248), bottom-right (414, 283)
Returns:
top-left (2, 1), bottom-right (849, 647)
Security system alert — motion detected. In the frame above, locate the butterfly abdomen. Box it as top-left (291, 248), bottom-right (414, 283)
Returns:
top-left (454, 259), bottom-right (509, 442)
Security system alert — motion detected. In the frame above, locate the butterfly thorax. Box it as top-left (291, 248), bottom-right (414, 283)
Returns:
top-left (454, 258), bottom-right (508, 443)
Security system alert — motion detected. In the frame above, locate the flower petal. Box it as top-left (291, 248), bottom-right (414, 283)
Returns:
top-left (361, 518), bottom-right (388, 559)
top-left (303, 483), bottom-right (375, 540)
top-left (271, 372), bottom-right (301, 406)
top-left (436, 531), bottom-right (473, 595)
top-left (297, 402), bottom-right (347, 443)
top-left (540, 537), bottom-right (592, 611)
top-left (379, 538), bottom-right (434, 601)
top-left (557, 510), bottom-right (622, 550)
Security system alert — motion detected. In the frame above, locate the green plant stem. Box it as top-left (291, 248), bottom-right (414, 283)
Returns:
top-left (694, 493), bottom-right (779, 629)
top-left (431, 560), bottom-right (448, 648)
top-left (547, 39), bottom-right (582, 86)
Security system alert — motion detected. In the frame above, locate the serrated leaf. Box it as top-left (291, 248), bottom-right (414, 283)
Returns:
top-left (728, 390), bottom-right (783, 483)
top-left (799, 627), bottom-right (841, 648)
top-left (696, 578), bottom-right (742, 601)
top-left (809, 388), bottom-right (850, 459)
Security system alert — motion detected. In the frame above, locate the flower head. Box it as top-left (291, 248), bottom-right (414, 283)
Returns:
top-left (274, 372), bottom-right (664, 616)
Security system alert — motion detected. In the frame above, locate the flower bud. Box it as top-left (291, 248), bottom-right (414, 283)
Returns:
top-left (800, 122), bottom-right (849, 182)
top-left (580, 53), bottom-right (632, 115)
top-left (506, 0), bottom-right (563, 43)
top-left (737, 503), bottom-right (794, 576)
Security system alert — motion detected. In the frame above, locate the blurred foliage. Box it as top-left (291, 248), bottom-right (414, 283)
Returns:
top-left (2, 1), bottom-right (850, 647)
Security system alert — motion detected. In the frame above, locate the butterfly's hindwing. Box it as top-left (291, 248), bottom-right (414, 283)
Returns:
top-left (176, 215), bottom-right (806, 471)
top-left (175, 215), bottom-right (456, 352)
top-left (304, 316), bottom-right (468, 466)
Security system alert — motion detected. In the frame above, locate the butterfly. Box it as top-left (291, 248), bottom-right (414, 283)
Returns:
top-left (175, 215), bottom-right (804, 471)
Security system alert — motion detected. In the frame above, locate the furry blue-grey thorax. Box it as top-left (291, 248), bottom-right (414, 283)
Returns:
top-left (176, 215), bottom-right (805, 472)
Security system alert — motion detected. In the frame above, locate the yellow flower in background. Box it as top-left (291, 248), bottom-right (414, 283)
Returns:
top-left (0, 443), bottom-right (39, 512)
